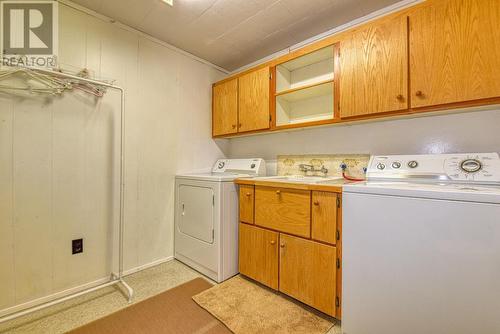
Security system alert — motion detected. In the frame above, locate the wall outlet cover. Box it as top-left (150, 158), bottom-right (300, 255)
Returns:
top-left (72, 239), bottom-right (83, 254)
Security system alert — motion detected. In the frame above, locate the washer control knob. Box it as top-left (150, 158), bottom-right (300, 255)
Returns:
top-left (218, 161), bottom-right (225, 169)
top-left (392, 162), bottom-right (402, 169)
top-left (408, 161), bottom-right (419, 169)
top-left (460, 159), bottom-right (482, 173)
top-left (376, 163), bottom-right (386, 170)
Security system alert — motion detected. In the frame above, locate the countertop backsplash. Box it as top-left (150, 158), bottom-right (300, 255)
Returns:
top-left (277, 154), bottom-right (370, 179)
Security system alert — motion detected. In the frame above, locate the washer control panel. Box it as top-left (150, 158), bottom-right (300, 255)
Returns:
top-left (367, 153), bottom-right (500, 184)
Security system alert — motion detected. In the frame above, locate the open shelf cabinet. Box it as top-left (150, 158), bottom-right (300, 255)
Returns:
top-left (273, 44), bottom-right (340, 128)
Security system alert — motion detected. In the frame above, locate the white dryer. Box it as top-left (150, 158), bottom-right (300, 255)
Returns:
top-left (174, 159), bottom-right (266, 282)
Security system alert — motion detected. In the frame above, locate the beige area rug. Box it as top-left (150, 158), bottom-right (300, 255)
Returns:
top-left (68, 278), bottom-right (231, 334)
top-left (193, 275), bottom-right (336, 334)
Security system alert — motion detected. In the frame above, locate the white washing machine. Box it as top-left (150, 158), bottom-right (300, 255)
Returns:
top-left (342, 153), bottom-right (500, 334)
top-left (174, 159), bottom-right (266, 282)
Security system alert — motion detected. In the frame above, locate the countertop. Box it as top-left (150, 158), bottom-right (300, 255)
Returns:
top-left (234, 176), bottom-right (359, 193)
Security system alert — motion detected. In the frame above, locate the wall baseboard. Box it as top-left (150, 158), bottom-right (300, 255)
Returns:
top-left (0, 257), bottom-right (175, 319)
top-left (0, 277), bottom-right (110, 318)
top-left (123, 256), bottom-right (174, 277)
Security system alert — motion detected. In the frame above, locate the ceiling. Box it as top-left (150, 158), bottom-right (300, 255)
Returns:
top-left (70, 0), bottom-right (401, 72)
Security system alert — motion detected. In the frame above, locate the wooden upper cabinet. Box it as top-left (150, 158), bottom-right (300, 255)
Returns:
top-left (238, 67), bottom-right (271, 133)
top-left (340, 14), bottom-right (408, 118)
top-left (212, 78), bottom-right (238, 136)
top-left (279, 234), bottom-right (337, 317)
top-left (409, 0), bottom-right (500, 108)
top-left (239, 223), bottom-right (279, 289)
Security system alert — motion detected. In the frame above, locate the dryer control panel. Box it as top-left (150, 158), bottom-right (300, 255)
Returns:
top-left (211, 158), bottom-right (266, 176)
top-left (367, 153), bottom-right (500, 184)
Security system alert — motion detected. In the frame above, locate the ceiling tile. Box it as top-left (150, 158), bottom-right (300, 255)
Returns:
top-left (98, 0), bottom-right (157, 27)
top-left (69, 0), bottom-right (402, 71)
top-left (71, 0), bottom-right (103, 12)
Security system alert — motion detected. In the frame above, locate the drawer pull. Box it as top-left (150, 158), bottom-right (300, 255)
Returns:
top-left (313, 201), bottom-right (320, 206)
top-left (276, 190), bottom-right (281, 195)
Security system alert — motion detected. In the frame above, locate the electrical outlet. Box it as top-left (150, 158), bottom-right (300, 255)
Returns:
top-left (72, 239), bottom-right (83, 254)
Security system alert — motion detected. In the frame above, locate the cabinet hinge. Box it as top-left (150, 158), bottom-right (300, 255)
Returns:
top-left (337, 258), bottom-right (341, 269)
top-left (269, 73), bottom-right (272, 80)
top-left (213, 195), bottom-right (215, 206)
top-left (336, 197), bottom-right (341, 208)
top-left (336, 297), bottom-right (340, 307)
top-left (212, 229), bottom-right (215, 239)
top-left (269, 115), bottom-right (272, 122)
top-left (336, 230), bottom-right (340, 241)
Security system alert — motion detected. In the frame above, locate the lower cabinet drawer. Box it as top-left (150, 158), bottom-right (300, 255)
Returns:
top-left (255, 186), bottom-right (311, 238)
top-left (279, 234), bottom-right (337, 317)
top-left (239, 223), bottom-right (279, 289)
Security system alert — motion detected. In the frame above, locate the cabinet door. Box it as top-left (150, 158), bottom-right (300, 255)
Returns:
top-left (255, 186), bottom-right (311, 238)
top-left (279, 234), bottom-right (337, 316)
top-left (312, 191), bottom-right (338, 245)
top-left (239, 223), bottom-right (279, 289)
top-left (238, 67), bottom-right (270, 132)
top-left (410, 0), bottom-right (500, 108)
top-left (340, 15), bottom-right (408, 117)
top-left (213, 78), bottom-right (238, 136)
top-left (239, 185), bottom-right (254, 224)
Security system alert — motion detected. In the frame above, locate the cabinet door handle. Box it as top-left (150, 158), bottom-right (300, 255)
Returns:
top-left (238, 123), bottom-right (242, 128)
top-left (246, 192), bottom-right (252, 197)
top-left (280, 243), bottom-right (285, 248)
top-left (232, 124), bottom-right (236, 129)
top-left (415, 90), bottom-right (424, 97)
top-left (313, 201), bottom-right (320, 206)
top-left (396, 94), bottom-right (404, 101)
top-left (270, 240), bottom-right (276, 245)
top-left (276, 190), bottom-right (281, 195)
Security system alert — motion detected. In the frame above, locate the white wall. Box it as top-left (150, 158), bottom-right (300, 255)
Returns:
top-left (227, 108), bottom-right (500, 174)
top-left (0, 3), bottom-right (227, 312)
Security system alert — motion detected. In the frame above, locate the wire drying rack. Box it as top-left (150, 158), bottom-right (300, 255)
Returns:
top-left (0, 66), bottom-right (134, 324)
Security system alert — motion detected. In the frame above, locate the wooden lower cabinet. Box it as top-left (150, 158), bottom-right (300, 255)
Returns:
top-left (239, 223), bottom-right (279, 289)
top-left (239, 185), bottom-right (255, 224)
top-left (279, 234), bottom-right (337, 317)
top-left (237, 182), bottom-right (341, 318)
top-left (312, 191), bottom-right (338, 245)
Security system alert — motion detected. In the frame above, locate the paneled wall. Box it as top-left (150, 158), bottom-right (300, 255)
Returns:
top-left (0, 4), bottom-right (226, 312)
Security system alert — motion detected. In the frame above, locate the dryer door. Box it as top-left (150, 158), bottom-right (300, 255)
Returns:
top-left (178, 184), bottom-right (214, 243)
